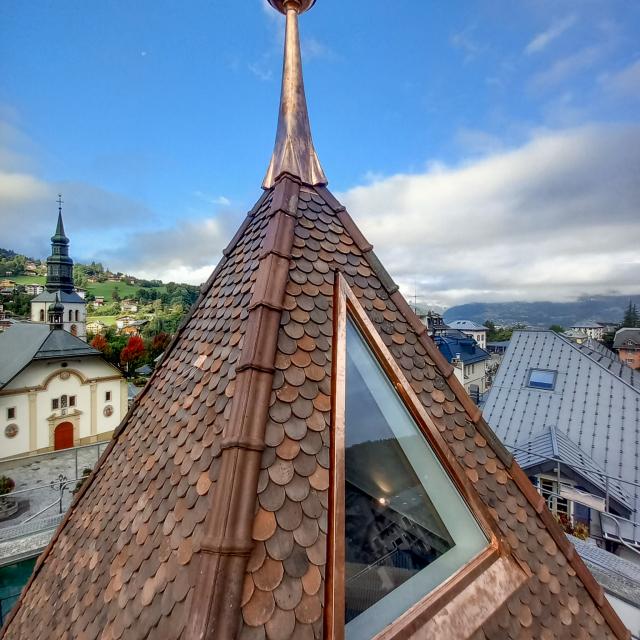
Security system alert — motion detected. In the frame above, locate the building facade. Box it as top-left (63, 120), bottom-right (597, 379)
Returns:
top-left (447, 320), bottom-right (489, 348)
top-left (0, 323), bottom-right (126, 460)
top-left (570, 322), bottom-right (605, 341)
top-left (30, 206), bottom-right (87, 340)
top-left (614, 328), bottom-right (640, 370)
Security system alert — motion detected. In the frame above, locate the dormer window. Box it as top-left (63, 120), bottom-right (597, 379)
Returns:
top-left (527, 369), bottom-right (557, 391)
top-left (328, 276), bottom-right (493, 639)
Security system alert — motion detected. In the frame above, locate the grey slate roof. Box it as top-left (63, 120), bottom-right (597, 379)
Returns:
top-left (568, 535), bottom-right (640, 607)
top-left (0, 323), bottom-right (100, 389)
top-left (31, 290), bottom-right (85, 304)
top-left (484, 330), bottom-right (640, 542)
top-left (514, 426), bottom-right (632, 510)
top-left (614, 328), bottom-right (640, 350)
top-left (448, 319), bottom-right (488, 331)
top-left (575, 338), bottom-right (640, 390)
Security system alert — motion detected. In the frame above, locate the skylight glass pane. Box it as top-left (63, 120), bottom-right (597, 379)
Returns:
top-left (528, 369), bottom-right (556, 390)
top-left (344, 319), bottom-right (487, 639)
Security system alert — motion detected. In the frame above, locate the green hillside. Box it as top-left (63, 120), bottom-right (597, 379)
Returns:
top-left (11, 275), bottom-right (164, 299)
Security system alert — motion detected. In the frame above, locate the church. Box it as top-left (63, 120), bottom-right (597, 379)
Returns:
top-left (29, 202), bottom-right (87, 340)
top-left (0, 208), bottom-right (125, 460)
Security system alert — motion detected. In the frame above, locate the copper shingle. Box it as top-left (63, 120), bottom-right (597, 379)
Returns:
top-left (1, 1), bottom-right (631, 639)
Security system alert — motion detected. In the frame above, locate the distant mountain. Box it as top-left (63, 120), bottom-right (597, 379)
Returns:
top-left (443, 295), bottom-right (640, 328)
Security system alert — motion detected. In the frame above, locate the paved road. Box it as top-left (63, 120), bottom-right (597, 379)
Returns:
top-left (0, 444), bottom-right (108, 533)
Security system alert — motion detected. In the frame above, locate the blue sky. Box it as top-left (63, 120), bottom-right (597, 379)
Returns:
top-left (2, 1), bottom-right (639, 307)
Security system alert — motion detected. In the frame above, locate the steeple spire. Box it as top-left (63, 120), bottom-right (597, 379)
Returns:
top-left (46, 195), bottom-right (74, 293)
top-left (263, 0), bottom-right (327, 188)
top-left (54, 193), bottom-right (66, 239)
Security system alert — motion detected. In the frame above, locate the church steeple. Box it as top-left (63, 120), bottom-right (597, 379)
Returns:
top-left (262, 0), bottom-right (327, 188)
top-left (46, 194), bottom-right (75, 294)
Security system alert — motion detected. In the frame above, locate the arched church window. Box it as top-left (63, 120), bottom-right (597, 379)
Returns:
top-left (68, 310), bottom-right (73, 321)
top-left (75, 310), bottom-right (79, 321)
top-left (39, 309), bottom-right (45, 322)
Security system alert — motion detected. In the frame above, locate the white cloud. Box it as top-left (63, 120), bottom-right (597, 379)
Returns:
top-left (450, 26), bottom-right (486, 62)
top-left (338, 125), bottom-right (640, 308)
top-left (530, 45), bottom-right (605, 91)
top-left (600, 59), bottom-right (640, 99)
top-left (525, 15), bottom-right (577, 55)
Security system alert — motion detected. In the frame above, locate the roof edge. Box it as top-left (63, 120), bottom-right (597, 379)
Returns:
top-left (186, 175), bottom-right (301, 638)
top-left (0, 185), bottom-right (282, 638)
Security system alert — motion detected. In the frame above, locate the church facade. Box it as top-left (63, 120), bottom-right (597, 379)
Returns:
top-left (0, 322), bottom-right (127, 460)
top-left (30, 207), bottom-right (87, 340)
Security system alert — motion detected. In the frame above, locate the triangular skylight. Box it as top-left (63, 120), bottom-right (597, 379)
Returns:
top-left (342, 318), bottom-right (487, 637)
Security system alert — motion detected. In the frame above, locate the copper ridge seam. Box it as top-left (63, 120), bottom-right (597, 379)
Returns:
top-left (185, 175), bottom-right (300, 640)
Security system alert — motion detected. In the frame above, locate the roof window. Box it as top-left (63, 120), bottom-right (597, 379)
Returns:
top-left (527, 369), bottom-right (557, 391)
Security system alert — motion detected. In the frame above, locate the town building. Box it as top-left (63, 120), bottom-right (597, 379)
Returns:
top-left (29, 203), bottom-right (87, 340)
top-left (563, 328), bottom-right (590, 344)
top-left (115, 315), bottom-right (136, 330)
top-left (120, 319), bottom-right (147, 337)
top-left (570, 322), bottom-right (605, 341)
top-left (484, 330), bottom-right (640, 562)
top-left (85, 320), bottom-right (106, 336)
top-left (447, 319), bottom-right (489, 348)
top-left (120, 299), bottom-right (138, 313)
top-left (23, 284), bottom-right (44, 296)
top-left (1, 3), bottom-right (628, 640)
top-left (614, 328), bottom-right (640, 370)
top-left (0, 318), bottom-right (126, 460)
top-left (433, 329), bottom-right (490, 400)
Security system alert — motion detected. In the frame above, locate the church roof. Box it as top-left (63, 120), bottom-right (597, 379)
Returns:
top-left (31, 290), bottom-right (85, 304)
top-left (0, 323), bottom-right (100, 389)
top-left (1, 4), bottom-right (629, 640)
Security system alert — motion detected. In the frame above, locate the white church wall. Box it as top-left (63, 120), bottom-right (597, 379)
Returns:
top-left (0, 358), bottom-right (125, 459)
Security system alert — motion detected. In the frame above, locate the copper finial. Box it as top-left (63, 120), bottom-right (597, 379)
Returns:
top-left (263, 0), bottom-right (327, 188)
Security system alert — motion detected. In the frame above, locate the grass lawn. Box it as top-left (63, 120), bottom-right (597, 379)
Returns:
top-left (88, 315), bottom-right (118, 326)
top-left (12, 275), bottom-right (166, 300)
top-left (12, 275), bottom-right (46, 285)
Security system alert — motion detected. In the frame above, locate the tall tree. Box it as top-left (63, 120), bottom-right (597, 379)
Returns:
top-left (120, 335), bottom-right (145, 371)
top-left (622, 300), bottom-right (639, 328)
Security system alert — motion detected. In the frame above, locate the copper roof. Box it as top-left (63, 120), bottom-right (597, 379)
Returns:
top-left (1, 3), bottom-right (630, 640)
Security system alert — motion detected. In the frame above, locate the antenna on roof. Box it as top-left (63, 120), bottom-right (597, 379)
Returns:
top-left (263, 0), bottom-right (327, 188)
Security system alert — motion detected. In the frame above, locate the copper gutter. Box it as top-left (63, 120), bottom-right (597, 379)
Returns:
top-left (186, 175), bottom-right (301, 640)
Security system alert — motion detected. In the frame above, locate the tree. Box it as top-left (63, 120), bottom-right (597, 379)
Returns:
top-left (622, 300), bottom-right (639, 328)
top-left (90, 334), bottom-right (109, 355)
top-left (150, 332), bottom-right (171, 357)
top-left (120, 335), bottom-right (145, 371)
top-left (549, 325), bottom-right (565, 333)
top-left (112, 286), bottom-right (121, 302)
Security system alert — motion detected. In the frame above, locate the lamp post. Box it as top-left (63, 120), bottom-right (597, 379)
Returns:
top-left (50, 474), bottom-right (69, 514)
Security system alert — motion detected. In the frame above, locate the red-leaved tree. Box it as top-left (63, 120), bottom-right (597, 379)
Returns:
top-left (90, 334), bottom-right (108, 353)
top-left (120, 335), bottom-right (145, 370)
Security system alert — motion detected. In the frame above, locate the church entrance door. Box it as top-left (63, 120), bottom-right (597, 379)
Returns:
top-left (54, 422), bottom-right (74, 450)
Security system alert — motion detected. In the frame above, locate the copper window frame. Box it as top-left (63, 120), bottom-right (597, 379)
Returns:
top-left (325, 273), bottom-right (509, 640)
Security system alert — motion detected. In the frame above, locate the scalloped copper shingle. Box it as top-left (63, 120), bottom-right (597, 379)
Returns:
top-left (1, 179), bottom-right (628, 640)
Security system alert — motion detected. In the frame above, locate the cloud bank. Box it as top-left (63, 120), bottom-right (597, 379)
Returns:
top-left (338, 125), bottom-right (640, 308)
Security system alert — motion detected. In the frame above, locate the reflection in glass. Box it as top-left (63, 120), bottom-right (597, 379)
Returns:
top-left (344, 319), bottom-right (487, 638)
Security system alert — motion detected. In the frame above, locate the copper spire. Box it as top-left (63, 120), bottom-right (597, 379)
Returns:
top-left (263, 0), bottom-right (327, 188)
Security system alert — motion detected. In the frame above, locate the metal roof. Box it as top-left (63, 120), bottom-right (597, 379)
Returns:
top-left (484, 330), bottom-right (640, 540)
top-left (514, 426), bottom-right (632, 510)
top-left (575, 338), bottom-right (640, 390)
top-left (569, 535), bottom-right (640, 607)
top-left (0, 323), bottom-right (99, 389)
top-left (30, 290), bottom-right (85, 304)
top-left (434, 331), bottom-right (490, 365)
top-left (614, 328), bottom-right (640, 350)
top-left (448, 320), bottom-right (488, 331)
